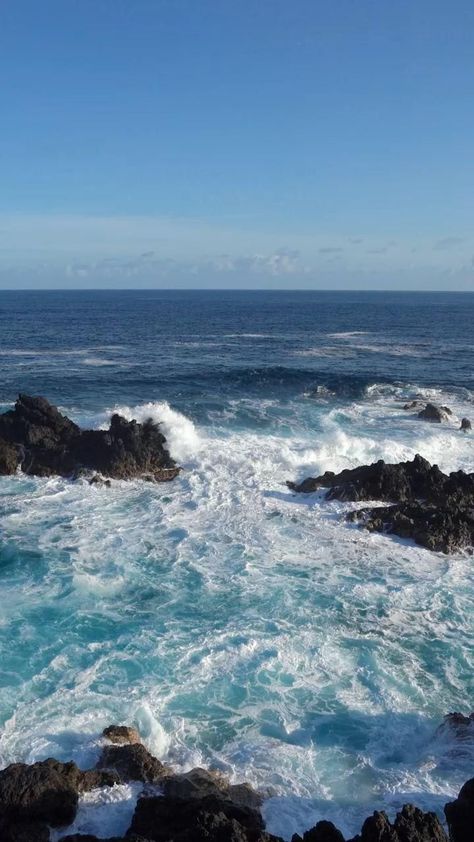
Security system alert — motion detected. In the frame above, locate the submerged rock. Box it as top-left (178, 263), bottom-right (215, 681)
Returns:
top-left (0, 394), bottom-right (180, 482)
top-left (460, 418), bottom-right (472, 432)
top-left (445, 778), bottom-right (474, 842)
top-left (288, 455), bottom-right (474, 553)
top-left (437, 712), bottom-right (474, 740)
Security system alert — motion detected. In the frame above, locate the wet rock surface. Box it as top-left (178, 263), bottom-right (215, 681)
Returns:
top-left (418, 403), bottom-right (451, 422)
top-left (102, 725), bottom-right (142, 745)
top-left (97, 743), bottom-right (170, 783)
top-left (0, 758), bottom-right (119, 827)
top-left (0, 394), bottom-right (180, 481)
top-left (288, 455), bottom-right (474, 553)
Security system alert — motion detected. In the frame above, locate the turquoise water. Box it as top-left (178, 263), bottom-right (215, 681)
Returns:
top-left (0, 291), bottom-right (473, 839)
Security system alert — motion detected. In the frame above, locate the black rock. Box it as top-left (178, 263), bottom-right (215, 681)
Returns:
top-left (460, 418), bottom-right (472, 432)
top-left (418, 403), bottom-right (450, 422)
top-left (0, 758), bottom-right (118, 828)
top-left (288, 455), bottom-right (474, 553)
top-left (348, 501), bottom-right (474, 554)
top-left (291, 820), bottom-right (345, 842)
top-left (162, 767), bottom-right (263, 810)
top-left (437, 712), bottom-right (474, 739)
top-left (445, 777), bottom-right (474, 842)
top-left (0, 395), bottom-right (180, 482)
top-left (97, 743), bottom-right (169, 783)
top-left (126, 794), bottom-right (280, 842)
top-left (348, 804), bottom-right (447, 842)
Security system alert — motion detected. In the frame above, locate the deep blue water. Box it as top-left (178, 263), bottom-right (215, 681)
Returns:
top-left (0, 291), bottom-right (473, 840)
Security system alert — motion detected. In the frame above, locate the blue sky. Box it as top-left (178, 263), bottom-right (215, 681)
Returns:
top-left (0, 0), bottom-right (473, 289)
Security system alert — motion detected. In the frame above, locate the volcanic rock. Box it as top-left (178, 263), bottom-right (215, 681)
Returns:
top-left (347, 804), bottom-right (447, 842)
top-left (445, 777), bottom-right (474, 842)
top-left (0, 758), bottom-right (118, 827)
top-left (418, 403), bottom-right (450, 422)
top-left (291, 820), bottom-right (345, 842)
top-left (126, 793), bottom-right (279, 842)
top-left (288, 455), bottom-right (474, 553)
top-left (102, 725), bottom-right (142, 745)
top-left (97, 743), bottom-right (169, 783)
top-left (162, 767), bottom-right (263, 810)
top-left (0, 395), bottom-right (179, 481)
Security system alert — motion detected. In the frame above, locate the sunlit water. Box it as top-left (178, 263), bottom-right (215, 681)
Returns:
top-left (0, 291), bottom-right (473, 839)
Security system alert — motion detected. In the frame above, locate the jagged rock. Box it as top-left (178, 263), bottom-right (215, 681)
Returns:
top-left (418, 403), bottom-right (450, 422)
top-left (88, 474), bottom-right (112, 488)
top-left (291, 820), bottom-right (345, 841)
top-left (0, 395), bottom-right (179, 481)
top-left (460, 418), bottom-right (471, 432)
top-left (162, 767), bottom-right (263, 810)
top-left (445, 777), bottom-right (474, 842)
top-left (348, 501), bottom-right (474, 554)
top-left (102, 725), bottom-right (142, 745)
top-left (288, 455), bottom-right (474, 553)
top-left (60, 836), bottom-right (153, 842)
top-left (0, 758), bottom-right (118, 827)
top-left (97, 743), bottom-right (169, 783)
top-left (347, 804), bottom-right (447, 842)
top-left (127, 793), bottom-right (279, 842)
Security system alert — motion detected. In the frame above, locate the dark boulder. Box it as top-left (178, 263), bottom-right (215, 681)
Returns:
top-left (403, 400), bottom-right (425, 410)
top-left (126, 794), bottom-right (279, 842)
top-left (0, 758), bottom-right (118, 828)
top-left (97, 743), bottom-right (169, 783)
top-left (444, 777), bottom-right (474, 842)
top-left (460, 418), bottom-right (471, 432)
top-left (291, 820), bottom-right (345, 842)
top-left (418, 403), bottom-right (450, 423)
top-left (102, 725), bottom-right (142, 745)
top-left (0, 395), bottom-right (179, 482)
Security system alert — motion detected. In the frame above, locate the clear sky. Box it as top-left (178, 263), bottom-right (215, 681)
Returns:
top-left (1, 0), bottom-right (473, 289)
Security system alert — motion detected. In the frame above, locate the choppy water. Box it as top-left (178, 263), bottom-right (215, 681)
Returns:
top-left (0, 290), bottom-right (473, 840)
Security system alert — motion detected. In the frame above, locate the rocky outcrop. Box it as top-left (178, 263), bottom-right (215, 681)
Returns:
top-left (0, 758), bottom-right (119, 827)
top-left (291, 820), bottom-right (345, 841)
top-left (287, 455), bottom-right (474, 553)
top-left (346, 805), bottom-right (447, 842)
top-left (97, 743), bottom-right (170, 783)
top-left (444, 778), bottom-right (474, 842)
top-left (127, 793), bottom-right (279, 842)
top-left (418, 403), bottom-right (452, 422)
top-left (162, 767), bottom-right (263, 810)
top-left (0, 395), bottom-right (179, 482)
top-left (436, 712), bottom-right (474, 740)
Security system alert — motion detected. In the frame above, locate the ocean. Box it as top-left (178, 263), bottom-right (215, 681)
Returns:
top-left (0, 289), bottom-right (473, 840)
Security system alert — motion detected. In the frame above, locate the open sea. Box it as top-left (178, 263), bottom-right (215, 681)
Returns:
top-left (0, 289), bottom-right (473, 839)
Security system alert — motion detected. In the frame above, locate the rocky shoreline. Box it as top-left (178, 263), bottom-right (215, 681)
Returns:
top-left (0, 395), bottom-right (180, 482)
top-left (287, 454), bottom-right (474, 554)
top-left (0, 720), bottom-right (472, 842)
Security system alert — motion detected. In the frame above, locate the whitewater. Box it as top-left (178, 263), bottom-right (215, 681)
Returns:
top-left (0, 290), bottom-right (473, 840)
